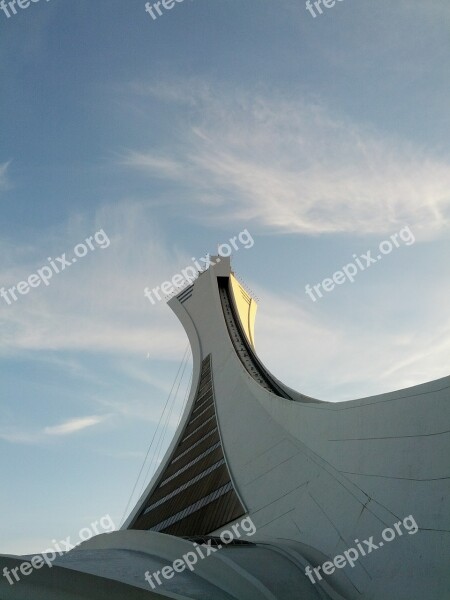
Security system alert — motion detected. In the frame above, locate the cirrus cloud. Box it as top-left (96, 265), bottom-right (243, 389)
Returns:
top-left (0, 161), bottom-right (11, 193)
top-left (123, 82), bottom-right (450, 239)
top-left (43, 415), bottom-right (110, 436)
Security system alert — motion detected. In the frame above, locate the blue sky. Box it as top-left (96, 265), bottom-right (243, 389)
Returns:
top-left (0, 0), bottom-right (449, 554)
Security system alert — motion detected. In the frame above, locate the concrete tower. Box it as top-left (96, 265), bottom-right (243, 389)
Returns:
top-left (1, 257), bottom-right (449, 600)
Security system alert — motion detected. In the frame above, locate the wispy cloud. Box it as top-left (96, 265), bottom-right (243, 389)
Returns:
top-left (0, 161), bottom-right (11, 193)
top-left (43, 415), bottom-right (109, 436)
top-left (123, 82), bottom-right (450, 239)
top-left (254, 283), bottom-right (450, 401)
top-left (0, 201), bottom-right (187, 357)
top-left (0, 431), bottom-right (42, 444)
top-left (0, 414), bottom-right (110, 444)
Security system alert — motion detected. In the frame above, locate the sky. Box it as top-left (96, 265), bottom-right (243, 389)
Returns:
top-left (0, 0), bottom-right (449, 555)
